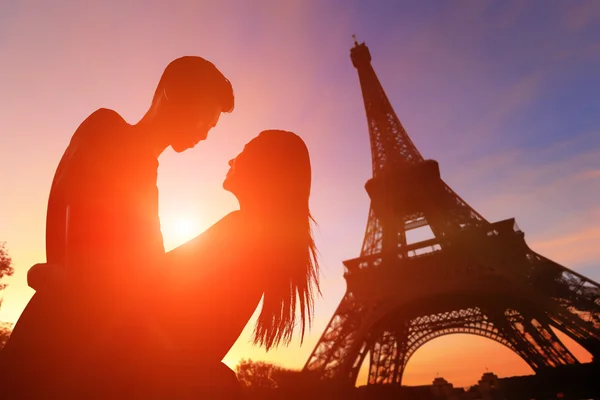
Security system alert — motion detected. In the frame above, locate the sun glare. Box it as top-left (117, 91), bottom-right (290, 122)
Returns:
top-left (175, 218), bottom-right (195, 238)
top-left (163, 215), bottom-right (201, 249)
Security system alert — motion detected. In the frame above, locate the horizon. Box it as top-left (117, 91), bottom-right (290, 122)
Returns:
top-left (1, 0), bottom-right (599, 388)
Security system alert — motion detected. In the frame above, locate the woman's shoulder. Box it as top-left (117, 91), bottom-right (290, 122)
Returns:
top-left (206, 210), bottom-right (249, 237)
top-left (167, 211), bottom-right (256, 258)
top-left (216, 210), bottom-right (245, 228)
top-left (210, 211), bottom-right (263, 249)
top-left (166, 210), bottom-right (264, 284)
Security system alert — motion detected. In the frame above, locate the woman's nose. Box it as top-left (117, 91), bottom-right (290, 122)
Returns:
top-left (228, 159), bottom-right (234, 167)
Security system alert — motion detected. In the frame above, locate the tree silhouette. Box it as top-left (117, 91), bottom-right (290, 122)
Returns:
top-left (0, 242), bottom-right (14, 349)
top-left (0, 321), bottom-right (13, 349)
top-left (236, 359), bottom-right (279, 389)
top-left (235, 359), bottom-right (301, 390)
top-left (0, 242), bottom-right (14, 308)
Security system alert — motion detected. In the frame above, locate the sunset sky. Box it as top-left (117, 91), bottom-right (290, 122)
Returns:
top-left (1, 0), bottom-right (599, 388)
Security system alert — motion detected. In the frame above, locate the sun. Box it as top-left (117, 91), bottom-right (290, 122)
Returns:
top-left (175, 218), bottom-right (195, 238)
top-left (163, 215), bottom-right (201, 249)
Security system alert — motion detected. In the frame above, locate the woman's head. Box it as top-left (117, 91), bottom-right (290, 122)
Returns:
top-left (223, 130), bottom-right (310, 208)
top-left (224, 130), bottom-right (319, 350)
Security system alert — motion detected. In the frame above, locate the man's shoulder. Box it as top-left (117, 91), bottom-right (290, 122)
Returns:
top-left (82, 108), bottom-right (125, 128)
top-left (70, 108), bottom-right (128, 149)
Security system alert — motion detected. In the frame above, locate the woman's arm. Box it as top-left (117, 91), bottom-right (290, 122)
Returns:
top-left (163, 211), bottom-right (265, 348)
top-left (165, 211), bottom-right (263, 285)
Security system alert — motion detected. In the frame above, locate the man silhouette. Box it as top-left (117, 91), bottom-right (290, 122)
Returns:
top-left (0, 56), bottom-right (234, 398)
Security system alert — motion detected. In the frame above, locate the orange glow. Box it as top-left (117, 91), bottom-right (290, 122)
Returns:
top-left (0, 1), bottom-right (599, 392)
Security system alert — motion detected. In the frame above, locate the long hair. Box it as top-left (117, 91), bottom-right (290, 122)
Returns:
top-left (249, 130), bottom-right (320, 351)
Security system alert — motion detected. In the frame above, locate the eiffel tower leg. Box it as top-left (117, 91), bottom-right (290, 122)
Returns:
top-left (391, 323), bottom-right (408, 384)
top-left (304, 293), bottom-right (365, 379)
top-left (368, 330), bottom-right (393, 385)
top-left (547, 305), bottom-right (600, 359)
top-left (529, 254), bottom-right (600, 331)
top-left (368, 326), bottom-right (407, 385)
top-left (526, 318), bottom-right (578, 366)
top-left (348, 339), bottom-right (371, 384)
top-left (493, 309), bottom-right (551, 370)
top-left (305, 293), bottom-right (389, 384)
top-left (493, 308), bottom-right (577, 370)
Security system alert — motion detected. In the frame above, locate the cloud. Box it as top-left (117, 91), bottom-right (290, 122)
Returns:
top-left (531, 224), bottom-right (600, 270)
top-left (563, 1), bottom-right (600, 32)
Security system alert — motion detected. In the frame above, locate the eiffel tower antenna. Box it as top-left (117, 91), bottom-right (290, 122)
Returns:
top-left (303, 40), bottom-right (600, 387)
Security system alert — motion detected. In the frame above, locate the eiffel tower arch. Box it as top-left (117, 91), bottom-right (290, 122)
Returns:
top-left (303, 39), bottom-right (600, 386)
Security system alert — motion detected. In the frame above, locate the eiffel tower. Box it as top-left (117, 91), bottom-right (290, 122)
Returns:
top-left (303, 38), bottom-right (600, 386)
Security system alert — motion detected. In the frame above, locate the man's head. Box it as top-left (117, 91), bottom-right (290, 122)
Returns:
top-left (150, 56), bottom-right (234, 152)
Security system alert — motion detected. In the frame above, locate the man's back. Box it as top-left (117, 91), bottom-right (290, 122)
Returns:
top-left (1, 108), bottom-right (167, 398)
top-left (47, 108), bottom-right (164, 280)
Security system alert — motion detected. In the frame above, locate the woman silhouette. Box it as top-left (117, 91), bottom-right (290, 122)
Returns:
top-left (157, 129), bottom-right (320, 398)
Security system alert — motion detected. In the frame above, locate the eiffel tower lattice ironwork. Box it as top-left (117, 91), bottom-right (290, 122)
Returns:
top-left (302, 39), bottom-right (600, 386)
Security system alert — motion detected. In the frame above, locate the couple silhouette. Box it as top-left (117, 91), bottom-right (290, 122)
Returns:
top-left (0, 56), bottom-right (320, 399)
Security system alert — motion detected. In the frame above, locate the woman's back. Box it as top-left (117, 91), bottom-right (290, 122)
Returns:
top-left (164, 210), bottom-right (266, 363)
top-left (156, 129), bottom-right (319, 396)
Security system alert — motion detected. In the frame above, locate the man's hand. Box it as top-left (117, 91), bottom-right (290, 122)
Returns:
top-left (27, 263), bottom-right (66, 292)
